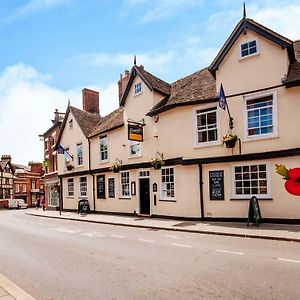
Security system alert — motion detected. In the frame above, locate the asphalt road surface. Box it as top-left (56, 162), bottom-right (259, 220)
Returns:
top-left (0, 210), bottom-right (300, 300)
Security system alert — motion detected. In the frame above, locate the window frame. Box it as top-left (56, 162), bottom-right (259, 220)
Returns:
top-left (231, 162), bottom-right (271, 199)
top-left (129, 140), bottom-right (141, 157)
top-left (134, 82), bottom-right (142, 95)
top-left (120, 171), bottom-right (130, 199)
top-left (76, 143), bottom-right (83, 166)
top-left (79, 176), bottom-right (87, 198)
top-left (194, 105), bottom-right (220, 147)
top-left (240, 38), bottom-right (259, 59)
top-left (67, 178), bottom-right (74, 198)
top-left (160, 167), bottom-right (176, 201)
top-left (243, 90), bottom-right (278, 141)
top-left (97, 175), bottom-right (106, 199)
top-left (99, 136), bottom-right (108, 162)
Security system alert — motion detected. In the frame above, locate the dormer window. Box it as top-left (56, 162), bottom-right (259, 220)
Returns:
top-left (134, 82), bottom-right (142, 95)
top-left (241, 40), bottom-right (258, 58)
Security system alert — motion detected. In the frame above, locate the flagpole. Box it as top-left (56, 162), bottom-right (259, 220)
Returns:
top-left (219, 84), bottom-right (234, 130)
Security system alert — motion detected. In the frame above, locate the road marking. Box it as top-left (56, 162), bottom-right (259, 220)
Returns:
top-left (80, 232), bottom-right (104, 238)
top-left (216, 249), bottom-right (244, 255)
top-left (277, 258), bottom-right (300, 263)
top-left (139, 239), bottom-right (155, 243)
top-left (112, 235), bottom-right (125, 238)
top-left (49, 227), bottom-right (77, 234)
top-left (172, 244), bottom-right (192, 248)
top-left (165, 234), bottom-right (180, 239)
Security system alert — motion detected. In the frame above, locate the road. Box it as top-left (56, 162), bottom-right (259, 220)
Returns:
top-left (0, 210), bottom-right (300, 300)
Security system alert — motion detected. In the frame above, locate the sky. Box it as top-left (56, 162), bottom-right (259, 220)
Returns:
top-left (0, 0), bottom-right (300, 165)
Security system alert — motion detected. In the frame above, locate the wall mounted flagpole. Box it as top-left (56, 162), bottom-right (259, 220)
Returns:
top-left (219, 84), bottom-right (234, 130)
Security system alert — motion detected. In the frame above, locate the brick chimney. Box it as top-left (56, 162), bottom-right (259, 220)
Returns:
top-left (118, 70), bottom-right (130, 102)
top-left (1, 155), bottom-right (11, 161)
top-left (82, 88), bottom-right (100, 115)
top-left (29, 162), bottom-right (43, 175)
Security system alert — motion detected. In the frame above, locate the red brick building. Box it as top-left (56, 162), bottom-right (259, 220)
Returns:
top-left (40, 109), bottom-right (64, 209)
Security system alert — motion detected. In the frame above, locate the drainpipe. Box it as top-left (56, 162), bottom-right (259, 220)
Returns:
top-left (88, 138), bottom-right (96, 212)
top-left (198, 163), bottom-right (204, 220)
top-left (59, 176), bottom-right (63, 215)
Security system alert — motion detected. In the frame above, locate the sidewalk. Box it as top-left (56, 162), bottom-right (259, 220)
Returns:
top-left (26, 209), bottom-right (300, 242)
top-left (0, 272), bottom-right (35, 300)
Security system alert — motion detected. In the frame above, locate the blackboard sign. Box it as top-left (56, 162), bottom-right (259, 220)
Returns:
top-left (78, 199), bottom-right (90, 215)
top-left (108, 178), bottom-right (115, 198)
top-left (209, 170), bottom-right (224, 200)
top-left (247, 196), bottom-right (262, 227)
top-left (97, 175), bottom-right (105, 198)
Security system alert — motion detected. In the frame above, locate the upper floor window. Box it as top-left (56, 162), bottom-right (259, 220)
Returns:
top-left (15, 184), bottom-right (19, 193)
top-left (31, 180), bottom-right (36, 189)
top-left (134, 82), bottom-right (142, 95)
top-left (129, 140), bottom-right (141, 157)
top-left (23, 185), bottom-right (26, 193)
top-left (44, 139), bottom-right (49, 150)
top-left (99, 136), bottom-right (108, 161)
top-left (69, 119), bottom-right (73, 129)
top-left (77, 143), bottom-right (83, 165)
top-left (196, 107), bottom-right (218, 144)
top-left (241, 40), bottom-right (257, 58)
top-left (245, 92), bottom-right (276, 138)
top-left (79, 177), bottom-right (87, 197)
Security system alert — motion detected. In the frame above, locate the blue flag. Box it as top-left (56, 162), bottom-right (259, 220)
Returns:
top-left (219, 84), bottom-right (227, 110)
top-left (55, 144), bottom-right (65, 154)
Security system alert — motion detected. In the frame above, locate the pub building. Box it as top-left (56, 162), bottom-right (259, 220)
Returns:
top-left (56, 15), bottom-right (300, 222)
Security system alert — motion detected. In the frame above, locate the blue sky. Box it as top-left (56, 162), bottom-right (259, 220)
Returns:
top-left (0, 0), bottom-right (300, 164)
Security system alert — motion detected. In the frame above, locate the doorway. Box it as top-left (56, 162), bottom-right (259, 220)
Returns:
top-left (139, 178), bottom-right (150, 215)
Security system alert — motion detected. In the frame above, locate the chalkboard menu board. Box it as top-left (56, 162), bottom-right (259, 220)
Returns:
top-left (97, 175), bottom-right (105, 199)
top-left (209, 170), bottom-right (224, 200)
top-left (247, 196), bottom-right (262, 227)
top-left (108, 178), bottom-right (115, 198)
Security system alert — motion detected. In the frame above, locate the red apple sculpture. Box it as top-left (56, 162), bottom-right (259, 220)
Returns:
top-left (276, 164), bottom-right (300, 196)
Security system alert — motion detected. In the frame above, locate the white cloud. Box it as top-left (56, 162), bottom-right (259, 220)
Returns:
top-left (124, 0), bottom-right (202, 23)
top-left (0, 63), bottom-right (118, 165)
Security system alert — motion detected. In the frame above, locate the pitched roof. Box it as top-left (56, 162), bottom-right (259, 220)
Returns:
top-left (89, 107), bottom-right (124, 138)
top-left (69, 106), bottom-right (102, 138)
top-left (209, 18), bottom-right (294, 74)
top-left (0, 159), bottom-right (14, 174)
top-left (282, 41), bottom-right (300, 87)
top-left (147, 68), bottom-right (217, 116)
top-left (120, 65), bottom-right (171, 106)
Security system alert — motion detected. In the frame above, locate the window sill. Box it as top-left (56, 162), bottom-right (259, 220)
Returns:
top-left (128, 154), bottom-right (142, 159)
top-left (243, 134), bottom-right (279, 143)
top-left (239, 52), bottom-right (260, 61)
top-left (159, 199), bottom-right (176, 202)
top-left (66, 196), bottom-right (74, 199)
top-left (230, 198), bottom-right (273, 201)
top-left (97, 197), bottom-right (106, 200)
top-left (134, 92), bottom-right (142, 97)
top-left (98, 160), bottom-right (109, 165)
top-left (193, 141), bottom-right (221, 149)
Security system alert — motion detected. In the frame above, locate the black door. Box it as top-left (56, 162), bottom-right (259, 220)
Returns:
top-left (139, 178), bottom-right (150, 214)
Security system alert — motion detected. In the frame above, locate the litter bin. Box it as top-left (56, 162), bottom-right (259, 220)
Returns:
top-left (78, 199), bottom-right (90, 215)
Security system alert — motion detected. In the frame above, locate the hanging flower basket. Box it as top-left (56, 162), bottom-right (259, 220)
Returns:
top-left (110, 161), bottom-right (121, 173)
top-left (112, 166), bottom-right (120, 173)
top-left (66, 162), bottom-right (74, 170)
top-left (151, 152), bottom-right (165, 170)
top-left (222, 134), bottom-right (238, 148)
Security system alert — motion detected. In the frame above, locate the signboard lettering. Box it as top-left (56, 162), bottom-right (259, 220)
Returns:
top-left (108, 178), bottom-right (115, 198)
top-left (209, 170), bottom-right (224, 200)
top-left (97, 175), bottom-right (105, 199)
top-left (128, 124), bottom-right (143, 142)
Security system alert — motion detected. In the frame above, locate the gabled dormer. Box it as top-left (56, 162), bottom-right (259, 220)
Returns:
top-left (209, 18), bottom-right (295, 95)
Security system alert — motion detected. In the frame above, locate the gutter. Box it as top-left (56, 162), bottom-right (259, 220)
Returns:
top-left (88, 137), bottom-right (96, 212)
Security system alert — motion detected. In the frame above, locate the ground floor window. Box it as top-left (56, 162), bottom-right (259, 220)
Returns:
top-left (80, 177), bottom-right (87, 197)
top-left (97, 175), bottom-right (105, 199)
top-left (48, 184), bottom-right (59, 206)
top-left (67, 178), bottom-right (74, 197)
top-left (161, 167), bottom-right (175, 200)
top-left (233, 163), bottom-right (269, 198)
top-left (120, 171), bottom-right (130, 198)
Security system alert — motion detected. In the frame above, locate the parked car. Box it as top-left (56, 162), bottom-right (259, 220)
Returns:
top-left (17, 199), bottom-right (27, 209)
top-left (7, 199), bottom-right (18, 209)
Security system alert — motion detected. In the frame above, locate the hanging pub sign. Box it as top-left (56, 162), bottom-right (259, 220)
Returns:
top-left (128, 124), bottom-right (143, 142)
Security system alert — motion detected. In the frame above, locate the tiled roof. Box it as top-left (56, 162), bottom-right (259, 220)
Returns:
top-left (0, 159), bottom-right (14, 173)
top-left (294, 40), bottom-right (300, 62)
top-left (89, 107), bottom-right (124, 137)
top-left (135, 66), bottom-right (171, 95)
top-left (283, 41), bottom-right (300, 87)
top-left (70, 106), bottom-right (102, 138)
top-left (148, 68), bottom-right (217, 116)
